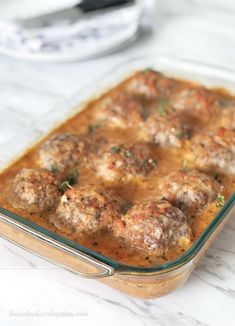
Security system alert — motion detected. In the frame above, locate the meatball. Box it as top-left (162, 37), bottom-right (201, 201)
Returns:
top-left (12, 168), bottom-right (61, 213)
top-left (172, 87), bottom-right (217, 122)
top-left (113, 200), bottom-right (191, 255)
top-left (144, 111), bottom-right (191, 147)
top-left (95, 92), bottom-right (143, 128)
top-left (126, 70), bottom-right (176, 100)
top-left (192, 127), bottom-right (235, 174)
top-left (51, 185), bottom-right (123, 235)
top-left (161, 169), bottom-right (222, 216)
top-left (38, 133), bottom-right (87, 174)
top-left (95, 142), bottom-right (157, 182)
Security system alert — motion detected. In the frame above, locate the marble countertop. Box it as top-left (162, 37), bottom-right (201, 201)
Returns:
top-left (0, 1), bottom-right (235, 325)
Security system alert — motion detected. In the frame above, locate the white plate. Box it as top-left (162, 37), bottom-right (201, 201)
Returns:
top-left (0, 4), bottom-right (142, 62)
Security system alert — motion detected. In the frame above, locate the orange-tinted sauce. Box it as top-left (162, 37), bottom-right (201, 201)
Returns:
top-left (0, 71), bottom-right (234, 267)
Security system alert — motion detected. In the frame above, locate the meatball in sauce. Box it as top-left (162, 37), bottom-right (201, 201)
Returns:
top-left (172, 87), bottom-right (217, 123)
top-left (95, 92), bottom-right (144, 129)
top-left (38, 133), bottom-right (88, 174)
top-left (144, 110), bottom-right (191, 147)
top-left (94, 142), bottom-right (157, 182)
top-left (113, 200), bottom-right (191, 255)
top-left (161, 169), bottom-right (223, 217)
top-left (192, 127), bottom-right (235, 175)
top-left (51, 185), bottom-right (124, 235)
top-left (12, 168), bottom-right (61, 213)
top-left (126, 70), bottom-right (177, 100)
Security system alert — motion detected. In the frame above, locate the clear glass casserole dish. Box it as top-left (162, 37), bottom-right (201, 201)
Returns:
top-left (0, 55), bottom-right (234, 299)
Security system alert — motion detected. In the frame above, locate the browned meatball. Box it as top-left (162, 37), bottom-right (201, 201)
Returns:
top-left (192, 128), bottom-right (235, 174)
top-left (172, 87), bottom-right (217, 122)
top-left (144, 110), bottom-right (191, 147)
top-left (95, 142), bottom-right (157, 182)
top-left (161, 169), bottom-right (222, 216)
top-left (95, 92), bottom-right (143, 128)
top-left (126, 70), bottom-right (176, 100)
top-left (38, 133), bottom-right (87, 174)
top-left (51, 185), bottom-right (123, 235)
top-left (113, 200), bottom-right (191, 255)
top-left (12, 168), bottom-right (61, 213)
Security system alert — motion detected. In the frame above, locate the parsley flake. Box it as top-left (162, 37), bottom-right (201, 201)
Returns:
top-left (176, 130), bottom-right (191, 140)
top-left (124, 150), bottom-right (132, 158)
top-left (111, 146), bottom-right (121, 154)
top-left (158, 106), bottom-right (166, 116)
top-left (216, 194), bottom-right (225, 207)
top-left (59, 181), bottom-right (73, 193)
top-left (156, 98), bottom-right (170, 116)
top-left (88, 124), bottom-right (99, 134)
top-left (143, 67), bottom-right (153, 74)
top-left (182, 159), bottom-right (189, 172)
top-left (59, 168), bottom-right (79, 193)
top-left (67, 168), bottom-right (79, 185)
top-left (50, 163), bottom-right (58, 173)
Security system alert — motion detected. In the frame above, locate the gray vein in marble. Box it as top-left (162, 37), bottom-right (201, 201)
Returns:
top-left (193, 272), bottom-right (235, 299)
top-left (1, 80), bottom-right (65, 99)
top-left (58, 281), bottom-right (146, 321)
top-left (0, 242), bottom-right (36, 268)
top-left (0, 105), bottom-right (35, 125)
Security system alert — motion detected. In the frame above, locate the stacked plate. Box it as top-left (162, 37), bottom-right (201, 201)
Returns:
top-left (0, 0), bottom-right (155, 62)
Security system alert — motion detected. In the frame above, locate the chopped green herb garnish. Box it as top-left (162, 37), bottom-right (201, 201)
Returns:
top-left (214, 173), bottom-right (219, 180)
top-left (216, 194), bottom-right (225, 207)
top-left (111, 146), bottom-right (121, 154)
top-left (88, 124), bottom-right (99, 134)
top-left (50, 163), bottom-right (58, 173)
top-left (59, 168), bottom-right (79, 193)
top-left (148, 158), bottom-right (157, 166)
top-left (156, 98), bottom-right (170, 116)
top-left (182, 159), bottom-right (189, 172)
top-left (158, 105), bottom-right (166, 116)
top-left (214, 173), bottom-right (221, 182)
top-left (143, 67), bottom-right (153, 73)
top-left (176, 129), bottom-right (191, 140)
top-left (176, 131), bottom-right (181, 139)
top-left (124, 150), bottom-right (132, 158)
top-left (67, 168), bottom-right (79, 185)
top-left (184, 130), bottom-right (191, 139)
top-left (120, 203), bottom-right (132, 214)
top-left (59, 181), bottom-right (73, 193)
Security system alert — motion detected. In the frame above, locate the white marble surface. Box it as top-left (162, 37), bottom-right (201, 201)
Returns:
top-left (0, 1), bottom-right (235, 325)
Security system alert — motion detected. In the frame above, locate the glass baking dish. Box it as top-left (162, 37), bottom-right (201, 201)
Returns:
top-left (0, 55), bottom-right (234, 299)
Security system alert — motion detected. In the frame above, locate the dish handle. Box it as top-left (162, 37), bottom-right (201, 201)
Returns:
top-left (0, 209), bottom-right (115, 279)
